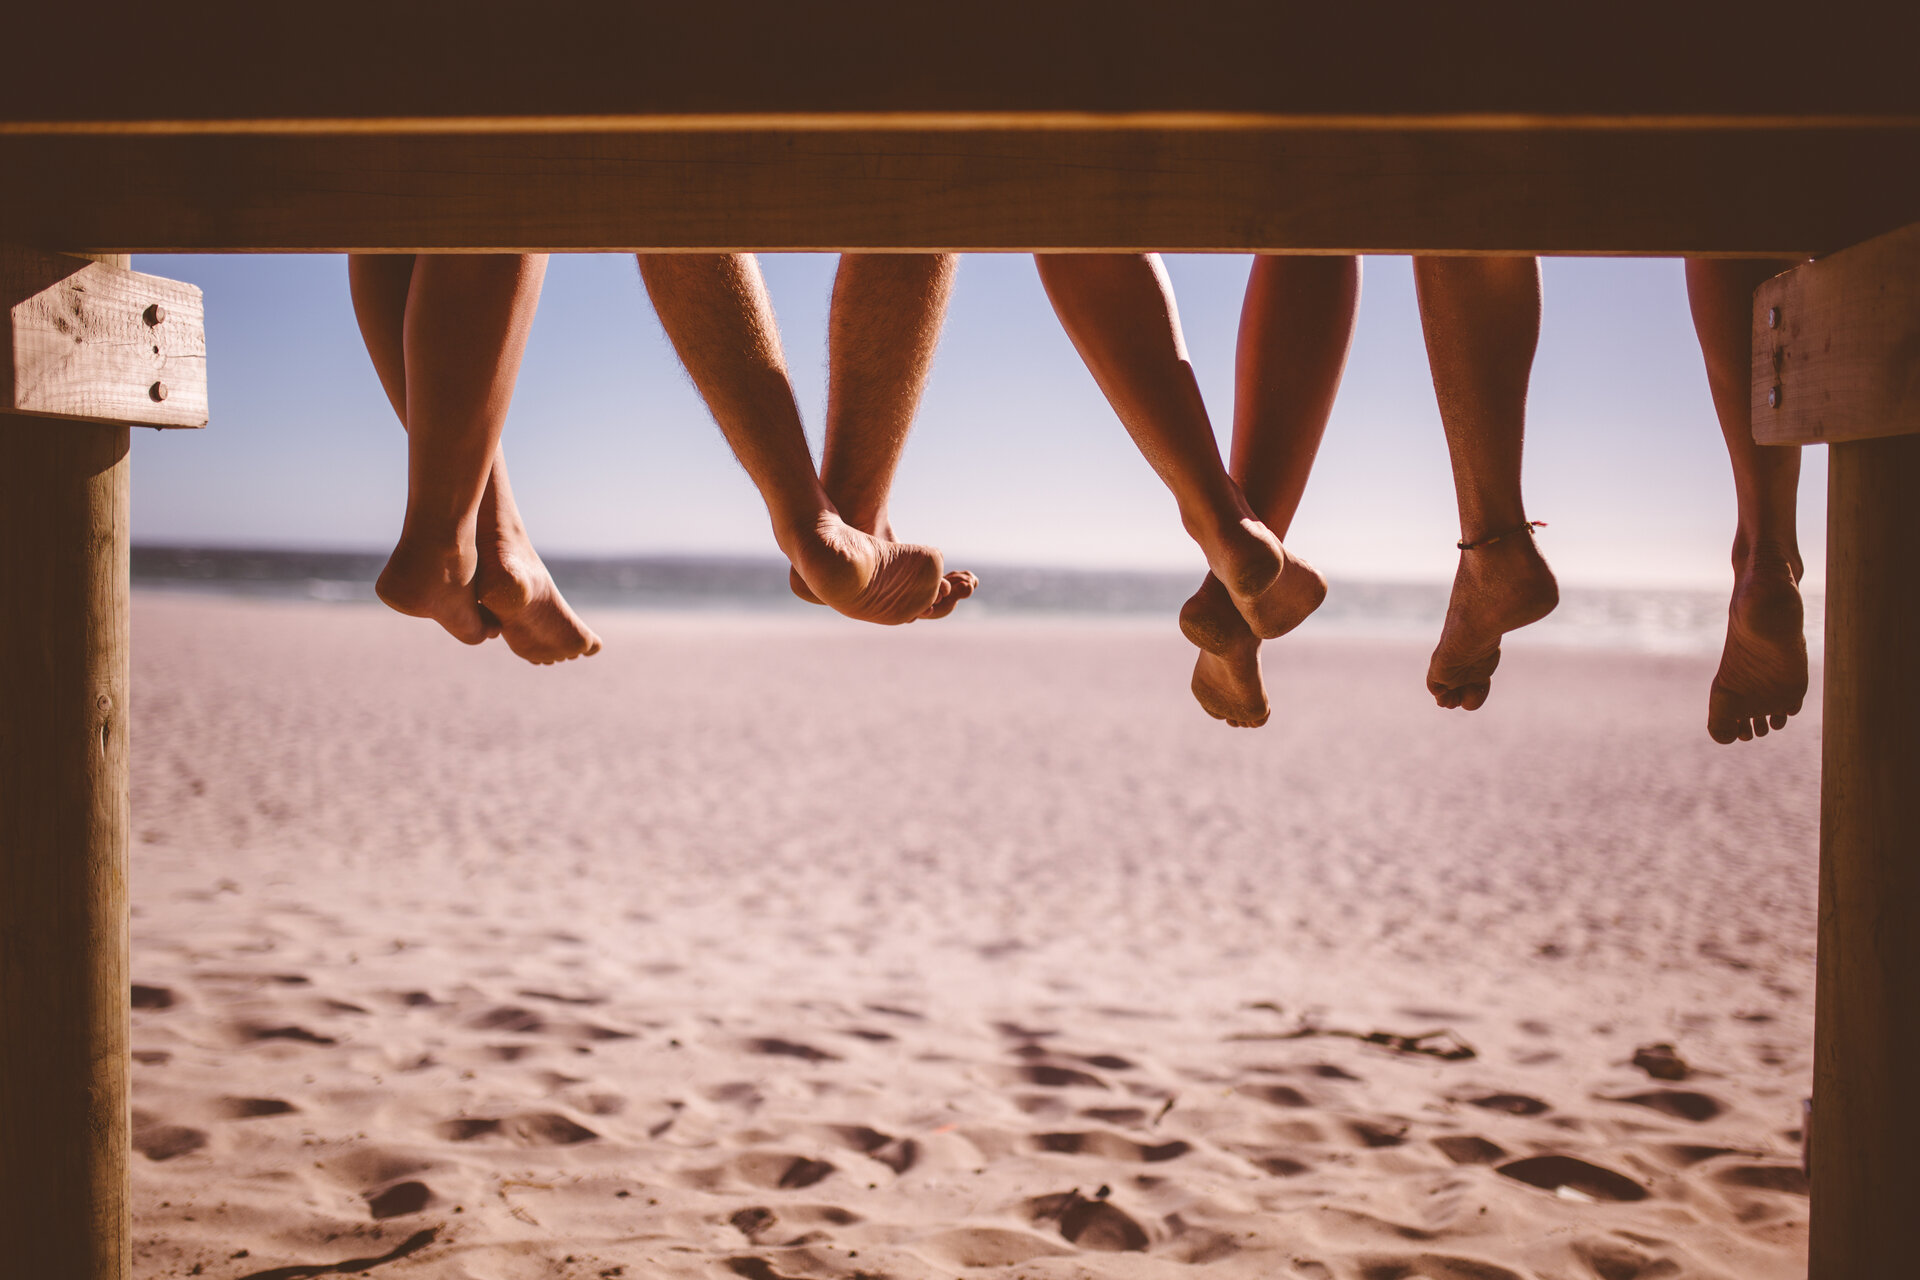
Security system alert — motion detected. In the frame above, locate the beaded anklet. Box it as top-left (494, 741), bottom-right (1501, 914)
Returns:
top-left (1457, 520), bottom-right (1547, 551)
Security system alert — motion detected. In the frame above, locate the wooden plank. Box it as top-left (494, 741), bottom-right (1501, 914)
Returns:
top-left (1752, 222), bottom-right (1920, 444)
top-left (0, 412), bottom-right (132, 1278)
top-left (3, 2), bottom-right (1917, 129)
top-left (1810, 434), bottom-right (1920, 1276)
top-left (4, 125), bottom-right (1917, 256)
top-left (3, 249), bottom-right (205, 428)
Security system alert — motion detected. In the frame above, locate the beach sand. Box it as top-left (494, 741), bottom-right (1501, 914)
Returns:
top-left (127, 593), bottom-right (1817, 1279)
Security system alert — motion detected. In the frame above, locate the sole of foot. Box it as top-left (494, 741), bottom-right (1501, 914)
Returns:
top-left (1427, 535), bottom-right (1560, 710)
top-left (1178, 571), bottom-right (1304, 728)
top-left (473, 536), bottom-right (603, 666)
top-left (789, 565), bottom-right (979, 620)
top-left (788, 515), bottom-right (950, 626)
top-left (375, 540), bottom-right (490, 646)
top-left (1707, 561), bottom-right (1808, 744)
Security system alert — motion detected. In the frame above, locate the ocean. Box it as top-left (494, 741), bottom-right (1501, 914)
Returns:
top-left (130, 545), bottom-right (1818, 657)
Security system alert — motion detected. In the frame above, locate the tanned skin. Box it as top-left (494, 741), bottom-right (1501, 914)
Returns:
top-left (1686, 258), bottom-right (1809, 744)
top-left (349, 254), bottom-right (602, 665)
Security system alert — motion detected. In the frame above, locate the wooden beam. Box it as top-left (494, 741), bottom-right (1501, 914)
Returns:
top-left (1752, 222), bottom-right (1920, 444)
top-left (3, 125), bottom-right (1917, 256)
top-left (3, 2), bottom-right (1916, 129)
top-left (1810, 433), bottom-right (1920, 1277)
top-left (4, 249), bottom-right (206, 428)
top-left (0, 386), bottom-right (132, 1273)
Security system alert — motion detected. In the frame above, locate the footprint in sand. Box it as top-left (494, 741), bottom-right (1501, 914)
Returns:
top-left (365, 1179), bottom-right (435, 1219)
top-left (1496, 1154), bottom-right (1648, 1202)
top-left (827, 1125), bottom-right (919, 1173)
top-left (1349, 1120), bottom-right (1410, 1148)
top-left (220, 1097), bottom-right (298, 1118)
top-left (919, 1227), bottom-right (1073, 1268)
top-left (470, 1005), bottom-right (545, 1033)
top-left (747, 1037), bottom-right (839, 1063)
top-left (1252, 1154), bottom-right (1312, 1176)
top-left (1359, 1255), bottom-right (1525, 1280)
top-left (1244, 1083), bottom-right (1312, 1108)
top-left (1432, 1135), bottom-right (1508, 1165)
top-left (1035, 1131), bottom-right (1192, 1163)
top-left (435, 1113), bottom-right (597, 1145)
top-left (1470, 1093), bottom-right (1551, 1117)
top-left (132, 1110), bottom-right (208, 1161)
top-left (711, 1153), bottom-right (838, 1191)
top-left (1080, 1107), bottom-right (1148, 1126)
top-left (1019, 1063), bottom-right (1107, 1089)
top-left (1714, 1164), bottom-right (1808, 1195)
top-left (1607, 1090), bottom-right (1724, 1122)
top-left (131, 983), bottom-right (176, 1010)
top-left (1029, 1190), bottom-right (1150, 1252)
top-left (241, 1024), bottom-right (337, 1046)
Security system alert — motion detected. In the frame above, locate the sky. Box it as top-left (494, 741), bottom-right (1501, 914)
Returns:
top-left (130, 253), bottom-right (1825, 590)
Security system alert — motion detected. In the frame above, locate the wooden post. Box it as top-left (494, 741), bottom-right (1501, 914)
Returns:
top-left (1810, 433), bottom-right (1920, 1277)
top-left (0, 253), bottom-right (133, 1280)
top-left (1752, 225), bottom-right (1920, 1276)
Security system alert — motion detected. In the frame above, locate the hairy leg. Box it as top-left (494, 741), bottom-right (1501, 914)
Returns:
top-left (786, 253), bottom-right (977, 618)
top-left (1186, 256), bottom-right (1360, 727)
top-left (1686, 257), bottom-right (1808, 743)
top-left (1035, 253), bottom-right (1286, 630)
top-left (1414, 255), bottom-right (1560, 710)
top-left (346, 255), bottom-right (601, 663)
top-left (638, 253), bottom-right (947, 625)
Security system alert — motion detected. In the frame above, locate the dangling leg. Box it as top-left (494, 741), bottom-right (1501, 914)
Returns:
top-left (1185, 255), bottom-right (1360, 726)
top-left (348, 255), bottom-right (601, 663)
top-left (1036, 253), bottom-right (1292, 630)
top-left (787, 253), bottom-right (977, 618)
top-left (638, 253), bottom-right (949, 625)
top-left (1414, 256), bottom-right (1560, 710)
top-left (1686, 257), bottom-right (1808, 743)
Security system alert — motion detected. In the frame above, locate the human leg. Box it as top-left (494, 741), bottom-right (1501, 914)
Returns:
top-left (637, 253), bottom-right (947, 625)
top-left (1035, 253), bottom-right (1287, 628)
top-left (347, 255), bottom-right (601, 663)
top-left (1686, 257), bottom-right (1807, 743)
top-left (1185, 255), bottom-right (1360, 726)
top-left (785, 253), bottom-right (976, 618)
top-left (1413, 255), bottom-right (1559, 710)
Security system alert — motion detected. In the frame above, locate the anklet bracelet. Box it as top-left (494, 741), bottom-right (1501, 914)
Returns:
top-left (1457, 521), bottom-right (1546, 551)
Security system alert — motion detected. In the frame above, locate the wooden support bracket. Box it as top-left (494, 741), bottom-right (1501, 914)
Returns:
top-left (1752, 221), bottom-right (1920, 445)
top-left (2, 248), bottom-right (205, 428)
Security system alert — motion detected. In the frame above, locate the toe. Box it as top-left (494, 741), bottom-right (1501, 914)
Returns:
top-left (1769, 712), bottom-right (1789, 730)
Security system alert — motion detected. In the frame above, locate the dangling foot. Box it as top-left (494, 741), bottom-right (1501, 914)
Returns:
top-left (1707, 551), bottom-right (1807, 743)
top-left (472, 519), bottom-right (603, 666)
top-left (1427, 525), bottom-right (1559, 710)
top-left (1180, 576), bottom-right (1269, 727)
top-left (785, 513), bottom-right (951, 626)
top-left (376, 536), bottom-right (491, 646)
top-left (1188, 516), bottom-right (1291, 638)
top-left (787, 513), bottom-right (977, 621)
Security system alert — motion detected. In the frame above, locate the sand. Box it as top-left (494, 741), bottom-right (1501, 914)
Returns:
top-left (126, 593), bottom-right (1818, 1280)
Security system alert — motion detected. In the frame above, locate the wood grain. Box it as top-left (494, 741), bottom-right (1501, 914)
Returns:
top-left (0, 413), bottom-right (132, 1280)
top-left (4, 125), bottom-right (1917, 256)
top-left (2, 2), bottom-right (1916, 128)
top-left (3, 249), bottom-right (205, 428)
top-left (1810, 435), bottom-right (1920, 1277)
top-left (1752, 222), bottom-right (1920, 444)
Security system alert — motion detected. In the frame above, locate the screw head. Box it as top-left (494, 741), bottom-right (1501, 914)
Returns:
top-left (1768, 385), bottom-right (1781, 408)
top-left (144, 303), bottom-right (166, 327)
top-left (149, 381), bottom-right (168, 402)
top-left (1768, 307), bottom-right (1780, 329)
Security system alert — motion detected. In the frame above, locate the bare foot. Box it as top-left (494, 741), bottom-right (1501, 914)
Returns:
top-left (472, 518), bottom-right (603, 666)
top-left (376, 537), bottom-right (491, 646)
top-left (786, 514), bottom-right (950, 626)
top-left (787, 513), bottom-right (976, 622)
top-left (1427, 533), bottom-right (1559, 710)
top-left (1186, 517), bottom-right (1287, 638)
top-left (1708, 553), bottom-right (1808, 743)
top-left (1178, 548), bottom-right (1328, 727)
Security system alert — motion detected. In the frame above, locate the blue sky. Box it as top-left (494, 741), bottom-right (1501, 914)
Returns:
top-left (130, 253), bottom-right (1824, 590)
